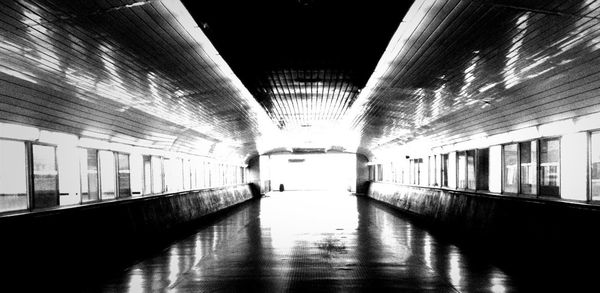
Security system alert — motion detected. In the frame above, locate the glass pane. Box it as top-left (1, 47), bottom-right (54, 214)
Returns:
top-left (418, 159), bottom-right (426, 185)
top-left (592, 132), bottom-right (600, 201)
top-left (117, 153), bottom-right (130, 198)
top-left (540, 139), bottom-right (560, 196)
top-left (143, 155), bottom-right (152, 195)
top-left (80, 149), bottom-right (99, 202)
top-left (476, 149), bottom-right (489, 191)
top-left (503, 144), bottom-right (518, 193)
top-left (99, 151), bottom-right (116, 200)
top-left (0, 140), bottom-right (28, 212)
top-left (442, 154), bottom-right (449, 187)
top-left (151, 156), bottom-right (163, 193)
top-left (429, 156), bottom-right (436, 186)
top-left (467, 150), bottom-right (476, 190)
top-left (458, 152), bottom-right (467, 189)
top-left (33, 144), bottom-right (59, 209)
top-left (519, 141), bottom-right (537, 194)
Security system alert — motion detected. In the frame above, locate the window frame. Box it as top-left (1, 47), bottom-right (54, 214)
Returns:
top-left (590, 131), bottom-right (599, 202)
top-left (115, 152), bottom-right (131, 198)
top-left (441, 154), bottom-right (449, 187)
top-left (501, 137), bottom-right (561, 197)
top-left (98, 150), bottom-right (117, 201)
top-left (456, 151), bottom-right (468, 189)
top-left (538, 137), bottom-right (561, 197)
top-left (78, 147), bottom-right (101, 204)
top-left (0, 138), bottom-right (31, 213)
top-left (30, 142), bottom-right (60, 209)
top-left (476, 148), bottom-right (489, 191)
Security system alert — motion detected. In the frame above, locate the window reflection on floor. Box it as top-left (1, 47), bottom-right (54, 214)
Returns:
top-left (97, 191), bottom-right (517, 292)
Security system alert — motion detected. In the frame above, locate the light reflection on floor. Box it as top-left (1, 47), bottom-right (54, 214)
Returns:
top-left (91, 191), bottom-right (516, 292)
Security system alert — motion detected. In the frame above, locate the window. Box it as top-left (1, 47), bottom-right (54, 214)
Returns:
top-left (0, 140), bottom-right (28, 212)
top-left (99, 150), bottom-right (116, 200)
top-left (520, 141), bottom-right (537, 195)
top-left (151, 156), bottom-right (164, 193)
top-left (441, 154), bottom-right (449, 187)
top-left (476, 148), bottom-right (489, 191)
top-left (117, 153), bottom-right (131, 198)
top-left (410, 159), bottom-right (423, 185)
top-left (503, 144), bottom-right (518, 193)
top-left (32, 144), bottom-right (59, 209)
top-left (467, 150), bottom-right (476, 190)
top-left (376, 164), bottom-right (383, 181)
top-left (540, 138), bottom-right (560, 196)
top-left (142, 155), bottom-right (152, 195)
top-left (79, 148), bottom-right (99, 202)
top-left (429, 155), bottom-right (437, 186)
top-left (456, 150), bottom-right (482, 190)
top-left (502, 139), bottom-right (560, 197)
top-left (457, 152), bottom-right (467, 189)
top-left (592, 132), bottom-right (600, 201)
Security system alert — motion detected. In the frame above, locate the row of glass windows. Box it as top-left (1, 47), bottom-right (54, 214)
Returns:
top-left (0, 139), bottom-right (248, 214)
top-left (370, 132), bottom-right (600, 201)
top-left (502, 139), bottom-right (560, 196)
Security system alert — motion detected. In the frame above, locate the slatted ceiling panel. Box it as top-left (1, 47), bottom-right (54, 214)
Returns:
top-left (0, 0), bottom-right (271, 159)
top-left (255, 69), bottom-right (360, 128)
top-left (0, 71), bottom-right (178, 139)
top-left (352, 0), bottom-right (600, 155)
top-left (425, 13), bottom-right (600, 144)
top-left (0, 75), bottom-right (186, 145)
top-left (83, 0), bottom-right (258, 130)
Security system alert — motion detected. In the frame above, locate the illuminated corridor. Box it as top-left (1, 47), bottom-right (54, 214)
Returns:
top-left (3, 0), bottom-right (600, 291)
top-left (88, 192), bottom-right (514, 292)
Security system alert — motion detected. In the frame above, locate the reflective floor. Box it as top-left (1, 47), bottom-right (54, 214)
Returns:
top-left (88, 191), bottom-right (517, 292)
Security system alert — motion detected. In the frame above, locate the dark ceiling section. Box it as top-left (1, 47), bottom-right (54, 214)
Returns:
top-left (181, 0), bottom-right (413, 128)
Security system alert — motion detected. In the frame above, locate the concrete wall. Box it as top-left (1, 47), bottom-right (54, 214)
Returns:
top-left (366, 182), bottom-right (600, 275)
top-left (0, 184), bottom-right (257, 289)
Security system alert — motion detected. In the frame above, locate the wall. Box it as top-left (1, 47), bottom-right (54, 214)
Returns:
top-left (366, 182), bottom-right (600, 277)
top-left (247, 155), bottom-right (262, 196)
top-left (356, 153), bottom-right (370, 195)
top-left (0, 184), bottom-right (257, 289)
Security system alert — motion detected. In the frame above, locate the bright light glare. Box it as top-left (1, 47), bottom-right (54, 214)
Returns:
top-left (260, 191), bottom-right (358, 251)
top-left (265, 153), bottom-right (356, 192)
top-left (448, 246), bottom-right (462, 287)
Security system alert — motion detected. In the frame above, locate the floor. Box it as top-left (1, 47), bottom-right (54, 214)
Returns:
top-left (87, 191), bottom-right (517, 292)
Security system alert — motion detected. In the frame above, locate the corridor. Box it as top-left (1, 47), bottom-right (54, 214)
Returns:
top-left (87, 191), bottom-right (515, 292)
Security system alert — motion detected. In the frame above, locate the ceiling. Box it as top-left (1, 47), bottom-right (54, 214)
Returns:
top-left (2, 0), bottom-right (600, 162)
top-left (181, 0), bottom-right (412, 129)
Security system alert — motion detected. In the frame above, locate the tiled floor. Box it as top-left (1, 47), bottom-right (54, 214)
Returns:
top-left (88, 191), bottom-right (517, 292)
